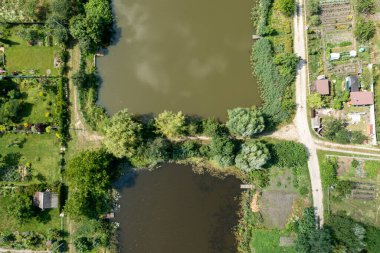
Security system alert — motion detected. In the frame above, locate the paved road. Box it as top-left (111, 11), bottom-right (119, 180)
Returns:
top-left (293, 0), bottom-right (324, 226)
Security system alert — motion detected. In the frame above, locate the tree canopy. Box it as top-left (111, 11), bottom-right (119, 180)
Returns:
top-left (209, 135), bottom-right (236, 168)
top-left (64, 150), bottom-right (116, 218)
top-left (154, 111), bottom-right (186, 139)
top-left (69, 0), bottom-right (113, 53)
top-left (226, 107), bottom-right (265, 138)
top-left (104, 109), bottom-right (142, 158)
top-left (235, 140), bottom-right (270, 172)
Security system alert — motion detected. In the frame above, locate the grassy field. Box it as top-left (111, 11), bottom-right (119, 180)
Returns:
top-left (250, 230), bottom-right (296, 253)
top-left (0, 133), bottom-right (61, 184)
top-left (6, 46), bottom-right (58, 76)
top-left (0, 196), bottom-right (60, 233)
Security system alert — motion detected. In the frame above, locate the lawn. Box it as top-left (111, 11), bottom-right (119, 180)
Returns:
top-left (0, 133), bottom-right (61, 184)
top-left (0, 196), bottom-right (60, 234)
top-left (250, 230), bottom-right (296, 253)
top-left (6, 45), bottom-right (58, 76)
top-left (3, 29), bottom-right (59, 76)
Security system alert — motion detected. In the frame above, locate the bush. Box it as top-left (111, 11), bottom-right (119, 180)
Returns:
top-left (201, 118), bottom-right (227, 137)
top-left (272, 141), bottom-right (308, 168)
top-left (209, 136), bottom-right (236, 168)
top-left (356, 0), bottom-right (375, 14)
top-left (355, 17), bottom-right (375, 42)
top-left (172, 140), bottom-right (201, 160)
top-left (275, 0), bottom-right (295, 17)
top-left (320, 158), bottom-right (337, 188)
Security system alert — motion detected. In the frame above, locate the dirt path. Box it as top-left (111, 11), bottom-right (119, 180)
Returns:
top-left (293, 0), bottom-right (324, 226)
top-left (67, 46), bottom-right (103, 148)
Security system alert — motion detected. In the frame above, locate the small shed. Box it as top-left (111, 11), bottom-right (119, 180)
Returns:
top-left (350, 91), bottom-right (374, 106)
top-left (314, 79), bottom-right (330, 95)
top-left (346, 76), bottom-right (360, 92)
top-left (311, 116), bottom-right (321, 129)
top-left (330, 53), bottom-right (340, 61)
top-left (33, 192), bottom-right (58, 210)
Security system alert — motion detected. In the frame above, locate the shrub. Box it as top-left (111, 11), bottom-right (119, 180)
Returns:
top-left (355, 18), bottom-right (375, 42)
top-left (272, 141), bottom-right (308, 167)
top-left (320, 158), bottom-right (338, 188)
top-left (356, 0), bottom-right (375, 14)
top-left (275, 0), bottom-right (295, 17)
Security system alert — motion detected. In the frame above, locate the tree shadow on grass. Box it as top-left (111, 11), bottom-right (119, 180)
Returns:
top-left (0, 38), bottom-right (20, 46)
top-left (19, 102), bottom-right (33, 118)
top-left (35, 208), bottom-right (52, 224)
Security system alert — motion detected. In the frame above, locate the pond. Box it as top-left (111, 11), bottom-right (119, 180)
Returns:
top-left (97, 0), bottom-right (260, 120)
top-left (116, 164), bottom-right (242, 253)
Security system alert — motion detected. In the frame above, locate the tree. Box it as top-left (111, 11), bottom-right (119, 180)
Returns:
top-left (322, 118), bottom-right (345, 140)
top-left (275, 0), bottom-right (295, 17)
top-left (235, 140), bottom-right (270, 172)
top-left (64, 150), bottom-right (115, 218)
top-left (355, 17), bottom-right (375, 42)
top-left (357, 0), bottom-right (375, 14)
top-left (45, 0), bottom-right (70, 44)
top-left (5, 192), bottom-right (33, 223)
top-left (328, 215), bottom-right (366, 253)
top-left (308, 93), bottom-right (325, 109)
top-left (201, 118), bottom-right (227, 137)
top-left (84, 0), bottom-right (113, 45)
top-left (104, 109), bottom-right (142, 158)
top-left (69, 0), bottom-right (113, 53)
top-left (0, 99), bottom-right (22, 123)
top-left (296, 207), bottom-right (319, 253)
top-left (226, 107), bottom-right (265, 137)
top-left (309, 229), bottom-right (333, 253)
top-left (154, 111), bottom-right (186, 139)
top-left (226, 107), bottom-right (265, 138)
top-left (209, 135), bottom-right (236, 168)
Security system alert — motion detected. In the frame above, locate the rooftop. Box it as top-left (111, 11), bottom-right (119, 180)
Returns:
top-left (33, 191), bottom-right (58, 210)
top-left (314, 79), bottom-right (330, 95)
top-left (350, 91), bottom-right (374, 106)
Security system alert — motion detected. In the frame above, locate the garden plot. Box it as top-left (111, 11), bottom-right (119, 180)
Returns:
top-left (0, 0), bottom-right (50, 22)
top-left (320, 3), bottom-right (352, 25)
top-left (331, 156), bottom-right (380, 227)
